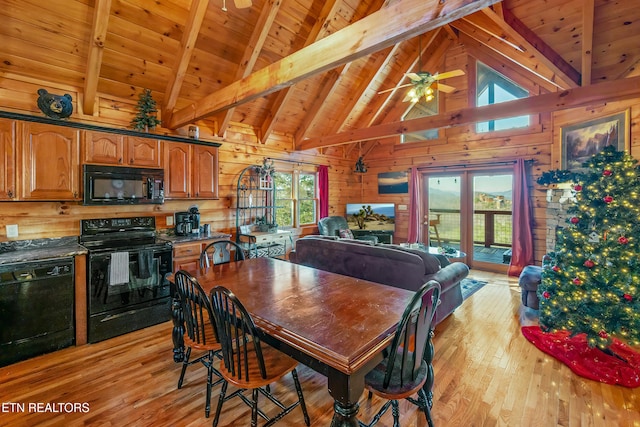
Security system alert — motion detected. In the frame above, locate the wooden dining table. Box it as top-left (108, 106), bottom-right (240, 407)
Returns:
top-left (169, 256), bottom-right (416, 427)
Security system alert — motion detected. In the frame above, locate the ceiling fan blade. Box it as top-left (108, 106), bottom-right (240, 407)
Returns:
top-left (434, 82), bottom-right (456, 93)
top-left (377, 83), bottom-right (412, 95)
top-left (405, 72), bottom-right (422, 82)
top-left (233, 0), bottom-right (252, 8)
top-left (433, 69), bottom-right (465, 80)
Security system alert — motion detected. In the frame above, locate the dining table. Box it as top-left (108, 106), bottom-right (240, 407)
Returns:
top-left (169, 256), bottom-right (417, 427)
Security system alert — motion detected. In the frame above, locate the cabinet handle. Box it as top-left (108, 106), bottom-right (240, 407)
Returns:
top-left (7, 189), bottom-right (13, 198)
top-left (74, 191), bottom-right (78, 199)
top-left (130, 159), bottom-right (134, 164)
top-left (119, 158), bottom-right (123, 164)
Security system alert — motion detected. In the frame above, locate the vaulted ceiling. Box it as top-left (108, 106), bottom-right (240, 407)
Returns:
top-left (1, 0), bottom-right (639, 151)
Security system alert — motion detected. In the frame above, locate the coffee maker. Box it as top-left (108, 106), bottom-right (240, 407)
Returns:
top-left (174, 211), bottom-right (193, 235)
top-left (174, 206), bottom-right (201, 236)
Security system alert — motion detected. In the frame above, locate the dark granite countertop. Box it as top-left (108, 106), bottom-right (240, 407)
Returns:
top-left (158, 231), bottom-right (232, 244)
top-left (0, 237), bottom-right (87, 265)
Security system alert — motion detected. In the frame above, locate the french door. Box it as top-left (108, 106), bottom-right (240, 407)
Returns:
top-left (422, 168), bottom-right (513, 272)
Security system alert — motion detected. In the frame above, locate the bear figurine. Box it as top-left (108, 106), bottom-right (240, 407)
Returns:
top-left (36, 89), bottom-right (73, 119)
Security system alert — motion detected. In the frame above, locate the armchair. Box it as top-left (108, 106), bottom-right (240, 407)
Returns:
top-left (318, 216), bottom-right (378, 243)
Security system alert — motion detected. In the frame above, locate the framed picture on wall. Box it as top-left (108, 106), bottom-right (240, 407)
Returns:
top-left (561, 110), bottom-right (629, 172)
top-left (378, 171), bottom-right (409, 194)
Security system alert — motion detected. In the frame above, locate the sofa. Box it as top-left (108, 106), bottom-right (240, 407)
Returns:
top-left (288, 236), bottom-right (469, 324)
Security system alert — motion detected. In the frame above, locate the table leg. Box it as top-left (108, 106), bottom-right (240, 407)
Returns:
top-left (327, 368), bottom-right (365, 427)
top-left (171, 294), bottom-right (185, 363)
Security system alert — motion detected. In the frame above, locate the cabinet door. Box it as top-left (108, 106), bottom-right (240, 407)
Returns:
top-left (163, 142), bottom-right (191, 199)
top-left (192, 145), bottom-right (219, 199)
top-left (82, 130), bottom-right (125, 165)
top-left (19, 123), bottom-right (80, 200)
top-left (127, 136), bottom-right (161, 167)
top-left (0, 119), bottom-right (16, 200)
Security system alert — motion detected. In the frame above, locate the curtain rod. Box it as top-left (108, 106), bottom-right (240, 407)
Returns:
top-left (266, 157), bottom-right (330, 168)
top-left (415, 158), bottom-right (534, 170)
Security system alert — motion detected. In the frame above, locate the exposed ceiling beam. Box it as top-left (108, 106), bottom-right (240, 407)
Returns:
top-left (162, 0), bottom-right (209, 124)
top-left (83, 0), bottom-right (112, 115)
top-left (452, 14), bottom-right (578, 90)
top-left (293, 0), bottom-right (389, 142)
top-left (296, 75), bottom-right (640, 150)
top-left (168, 0), bottom-right (501, 129)
top-left (260, 0), bottom-right (341, 143)
top-left (217, 0), bottom-right (282, 136)
top-left (581, 0), bottom-right (595, 86)
top-left (498, 7), bottom-right (581, 88)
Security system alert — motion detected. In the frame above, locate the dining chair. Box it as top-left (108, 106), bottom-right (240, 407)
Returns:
top-left (359, 280), bottom-right (441, 427)
top-left (200, 240), bottom-right (246, 268)
top-left (173, 270), bottom-right (224, 418)
top-left (209, 286), bottom-right (311, 427)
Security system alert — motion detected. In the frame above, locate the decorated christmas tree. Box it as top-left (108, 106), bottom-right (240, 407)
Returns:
top-left (539, 145), bottom-right (640, 351)
top-left (130, 88), bottom-right (161, 132)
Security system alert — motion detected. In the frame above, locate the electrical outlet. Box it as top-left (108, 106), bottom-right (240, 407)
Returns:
top-left (398, 204), bottom-right (408, 211)
top-left (166, 215), bottom-right (174, 226)
top-left (6, 224), bottom-right (18, 238)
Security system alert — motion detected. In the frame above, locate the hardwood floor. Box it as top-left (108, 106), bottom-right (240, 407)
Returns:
top-left (1, 270), bottom-right (638, 426)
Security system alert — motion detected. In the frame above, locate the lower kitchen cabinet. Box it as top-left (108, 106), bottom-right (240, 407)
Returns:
top-left (172, 236), bottom-right (230, 272)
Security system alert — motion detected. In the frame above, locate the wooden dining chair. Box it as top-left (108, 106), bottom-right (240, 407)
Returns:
top-left (200, 240), bottom-right (246, 268)
top-left (360, 280), bottom-right (441, 427)
top-left (173, 270), bottom-right (224, 418)
top-left (209, 286), bottom-right (311, 427)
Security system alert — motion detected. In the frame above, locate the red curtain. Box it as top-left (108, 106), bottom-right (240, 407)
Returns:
top-left (407, 167), bottom-right (421, 243)
top-left (508, 158), bottom-right (534, 276)
top-left (318, 165), bottom-right (329, 219)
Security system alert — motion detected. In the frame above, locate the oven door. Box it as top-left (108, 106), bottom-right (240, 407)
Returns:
top-left (88, 248), bottom-right (171, 315)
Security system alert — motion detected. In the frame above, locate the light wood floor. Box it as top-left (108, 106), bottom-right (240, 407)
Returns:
top-left (1, 270), bottom-right (639, 427)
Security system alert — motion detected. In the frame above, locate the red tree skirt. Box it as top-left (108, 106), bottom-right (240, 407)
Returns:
top-left (521, 326), bottom-right (640, 388)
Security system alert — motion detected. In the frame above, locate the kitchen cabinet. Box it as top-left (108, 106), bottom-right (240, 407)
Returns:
top-left (163, 142), bottom-right (219, 199)
top-left (18, 122), bottom-right (80, 201)
top-left (172, 237), bottom-right (228, 272)
top-left (82, 130), bottom-right (161, 168)
top-left (0, 119), bottom-right (16, 200)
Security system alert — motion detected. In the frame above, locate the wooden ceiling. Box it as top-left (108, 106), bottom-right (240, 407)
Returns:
top-left (1, 0), bottom-right (639, 151)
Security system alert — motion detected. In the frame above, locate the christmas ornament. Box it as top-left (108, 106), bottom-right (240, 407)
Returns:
top-left (618, 236), bottom-right (629, 245)
top-left (603, 195), bottom-right (614, 203)
top-left (573, 277), bottom-right (582, 285)
top-left (583, 260), bottom-right (595, 268)
top-left (573, 184), bottom-right (583, 191)
top-left (623, 294), bottom-right (633, 301)
top-left (603, 169), bottom-right (612, 176)
top-left (570, 217), bottom-right (580, 224)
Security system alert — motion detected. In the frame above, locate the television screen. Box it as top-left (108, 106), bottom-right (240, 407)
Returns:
top-left (346, 203), bottom-right (395, 231)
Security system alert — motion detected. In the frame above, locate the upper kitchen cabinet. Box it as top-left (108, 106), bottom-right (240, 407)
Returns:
top-left (192, 144), bottom-right (219, 199)
top-left (83, 130), bottom-right (161, 168)
top-left (163, 142), bottom-right (219, 199)
top-left (0, 119), bottom-right (16, 200)
top-left (18, 122), bottom-right (80, 201)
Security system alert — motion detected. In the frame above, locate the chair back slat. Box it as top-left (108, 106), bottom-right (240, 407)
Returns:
top-left (200, 240), bottom-right (246, 268)
top-left (210, 286), bottom-right (267, 382)
top-left (383, 280), bottom-right (441, 389)
top-left (174, 270), bottom-right (217, 346)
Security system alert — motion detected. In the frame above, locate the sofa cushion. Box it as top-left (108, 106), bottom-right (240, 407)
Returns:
top-left (339, 228), bottom-right (354, 239)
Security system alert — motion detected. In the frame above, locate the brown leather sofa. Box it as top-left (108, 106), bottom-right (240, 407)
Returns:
top-left (288, 236), bottom-right (469, 324)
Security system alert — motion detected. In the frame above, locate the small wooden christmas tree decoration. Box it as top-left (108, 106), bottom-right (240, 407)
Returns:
top-left (131, 88), bottom-right (161, 132)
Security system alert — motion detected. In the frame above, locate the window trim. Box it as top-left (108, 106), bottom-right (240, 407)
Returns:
top-left (274, 169), bottom-right (318, 229)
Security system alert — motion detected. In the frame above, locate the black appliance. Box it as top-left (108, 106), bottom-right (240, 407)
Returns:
top-left (0, 258), bottom-right (75, 367)
top-left (80, 216), bottom-right (172, 343)
top-left (174, 207), bottom-right (200, 236)
top-left (83, 164), bottom-right (164, 205)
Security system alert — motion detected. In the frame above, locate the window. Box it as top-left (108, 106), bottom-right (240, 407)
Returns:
top-left (274, 171), bottom-right (317, 228)
top-left (476, 61), bottom-right (529, 132)
top-left (401, 91), bottom-right (439, 143)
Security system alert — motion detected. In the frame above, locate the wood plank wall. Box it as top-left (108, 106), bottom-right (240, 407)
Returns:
top-left (1, 47), bottom-right (639, 269)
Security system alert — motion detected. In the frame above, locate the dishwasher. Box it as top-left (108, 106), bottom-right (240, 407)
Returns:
top-left (0, 257), bottom-right (75, 367)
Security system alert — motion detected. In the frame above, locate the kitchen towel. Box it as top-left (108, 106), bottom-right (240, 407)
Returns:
top-left (137, 250), bottom-right (154, 279)
top-left (109, 252), bottom-right (130, 286)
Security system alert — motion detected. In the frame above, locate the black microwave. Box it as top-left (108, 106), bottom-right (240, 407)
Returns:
top-left (83, 164), bottom-right (164, 205)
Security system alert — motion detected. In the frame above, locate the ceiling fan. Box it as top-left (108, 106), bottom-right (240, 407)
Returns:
top-left (221, 0), bottom-right (252, 11)
top-left (378, 69), bottom-right (465, 103)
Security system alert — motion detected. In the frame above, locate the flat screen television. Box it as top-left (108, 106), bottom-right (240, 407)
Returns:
top-left (345, 203), bottom-right (395, 232)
